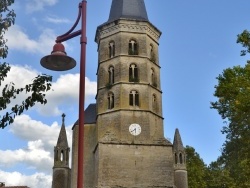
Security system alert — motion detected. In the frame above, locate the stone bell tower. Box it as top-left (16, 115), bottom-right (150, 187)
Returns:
top-left (70, 0), bottom-right (188, 188)
top-left (94, 0), bottom-right (174, 187)
top-left (52, 114), bottom-right (71, 188)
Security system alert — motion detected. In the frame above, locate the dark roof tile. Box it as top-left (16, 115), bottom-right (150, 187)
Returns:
top-left (74, 103), bottom-right (97, 127)
top-left (108, 0), bottom-right (148, 22)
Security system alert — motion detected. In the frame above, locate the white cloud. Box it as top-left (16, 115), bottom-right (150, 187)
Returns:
top-left (9, 115), bottom-right (60, 148)
top-left (0, 170), bottom-right (51, 187)
top-left (0, 114), bottom-right (73, 173)
top-left (0, 140), bottom-right (53, 172)
top-left (25, 0), bottom-right (58, 13)
top-left (44, 16), bottom-right (71, 24)
top-left (0, 65), bottom-right (96, 186)
top-left (5, 25), bottom-right (56, 55)
top-left (0, 65), bottom-right (38, 87)
top-left (37, 73), bottom-right (97, 116)
top-left (0, 65), bottom-right (97, 116)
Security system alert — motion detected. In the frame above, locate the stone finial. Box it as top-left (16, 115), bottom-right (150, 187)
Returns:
top-left (62, 113), bottom-right (66, 124)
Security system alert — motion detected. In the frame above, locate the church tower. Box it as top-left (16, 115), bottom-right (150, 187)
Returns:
top-left (95, 0), bottom-right (174, 186)
top-left (173, 129), bottom-right (188, 188)
top-left (52, 114), bottom-right (71, 188)
top-left (70, 1), bottom-right (188, 188)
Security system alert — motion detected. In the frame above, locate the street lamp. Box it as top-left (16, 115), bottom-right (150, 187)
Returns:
top-left (40, 1), bottom-right (87, 188)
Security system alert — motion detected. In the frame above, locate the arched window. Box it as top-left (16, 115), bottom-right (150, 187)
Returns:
top-left (150, 44), bottom-right (156, 62)
top-left (175, 153), bottom-right (178, 164)
top-left (152, 94), bottom-right (157, 111)
top-left (129, 90), bottom-right (139, 106)
top-left (151, 68), bottom-right (155, 84)
top-left (129, 64), bottom-right (139, 82)
top-left (179, 153), bottom-right (183, 164)
top-left (108, 92), bottom-right (114, 109)
top-left (55, 150), bottom-right (58, 161)
top-left (60, 150), bottom-right (64, 162)
top-left (151, 68), bottom-right (157, 87)
top-left (108, 66), bottom-right (114, 84)
top-left (109, 41), bottom-right (115, 58)
top-left (128, 39), bottom-right (138, 55)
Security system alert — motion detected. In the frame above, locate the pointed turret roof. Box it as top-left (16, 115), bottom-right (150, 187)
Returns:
top-left (108, 0), bottom-right (149, 22)
top-left (56, 114), bottom-right (69, 147)
top-left (173, 128), bottom-right (185, 151)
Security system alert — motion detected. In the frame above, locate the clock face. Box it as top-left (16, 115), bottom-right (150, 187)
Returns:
top-left (129, 123), bottom-right (141, 136)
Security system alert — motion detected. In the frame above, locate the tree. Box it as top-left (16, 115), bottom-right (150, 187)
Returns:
top-left (211, 64), bottom-right (250, 187)
top-left (185, 146), bottom-right (207, 188)
top-left (206, 159), bottom-right (236, 188)
top-left (211, 30), bottom-right (250, 187)
top-left (237, 30), bottom-right (250, 56)
top-left (0, 0), bottom-right (52, 129)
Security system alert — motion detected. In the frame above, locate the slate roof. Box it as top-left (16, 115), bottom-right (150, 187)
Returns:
top-left (173, 128), bottom-right (185, 151)
top-left (108, 0), bottom-right (148, 23)
top-left (74, 103), bottom-right (97, 126)
top-left (56, 114), bottom-right (69, 147)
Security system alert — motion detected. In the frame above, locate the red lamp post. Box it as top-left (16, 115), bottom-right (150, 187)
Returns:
top-left (40, 1), bottom-right (87, 187)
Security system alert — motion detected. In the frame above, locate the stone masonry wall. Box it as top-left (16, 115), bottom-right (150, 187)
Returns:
top-left (95, 143), bottom-right (175, 188)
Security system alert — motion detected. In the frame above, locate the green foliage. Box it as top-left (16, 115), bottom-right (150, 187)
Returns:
top-left (185, 146), bottom-right (207, 188)
top-left (0, 0), bottom-right (16, 59)
top-left (0, 74), bottom-right (52, 128)
top-left (237, 30), bottom-right (250, 56)
top-left (211, 64), bottom-right (250, 187)
top-left (206, 160), bottom-right (236, 188)
top-left (0, 0), bottom-right (52, 129)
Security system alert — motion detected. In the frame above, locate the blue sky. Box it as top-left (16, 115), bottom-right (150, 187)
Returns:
top-left (1, 0), bottom-right (250, 187)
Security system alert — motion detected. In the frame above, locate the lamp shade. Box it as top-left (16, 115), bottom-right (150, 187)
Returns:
top-left (40, 43), bottom-right (76, 71)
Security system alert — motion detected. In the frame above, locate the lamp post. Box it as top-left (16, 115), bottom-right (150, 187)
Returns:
top-left (40, 1), bottom-right (87, 188)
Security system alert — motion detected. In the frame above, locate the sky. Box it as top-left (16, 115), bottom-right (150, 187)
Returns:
top-left (0, 0), bottom-right (250, 187)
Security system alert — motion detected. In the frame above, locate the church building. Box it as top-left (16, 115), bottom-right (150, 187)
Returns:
top-left (52, 0), bottom-right (188, 187)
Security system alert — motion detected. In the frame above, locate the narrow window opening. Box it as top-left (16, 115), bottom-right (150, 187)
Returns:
top-left (129, 92), bottom-right (133, 106)
top-left (179, 153), bottom-right (183, 164)
top-left (55, 150), bottom-right (58, 161)
top-left (129, 90), bottom-right (139, 107)
top-left (108, 93), bottom-right (114, 109)
top-left (151, 68), bottom-right (157, 87)
top-left (151, 68), bottom-right (155, 84)
top-left (175, 153), bottom-right (178, 164)
top-left (60, 150), bottom-right (64, 162)
top-left (152, 94), bottom-right (157, 111)
top-left (129, 64), bottom-right (139, 82)
top-left (109, 42), bottom-right (115, 58)
top-left (108, 66), bottom-right (114, 84)
top-left (129, 40), bottom-right (138, 55)
top-left (150, 44), bottom-right (156, 62)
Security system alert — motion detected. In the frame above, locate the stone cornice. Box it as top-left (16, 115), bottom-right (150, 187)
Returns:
top-left (95, 19), bottom-right (161, 44)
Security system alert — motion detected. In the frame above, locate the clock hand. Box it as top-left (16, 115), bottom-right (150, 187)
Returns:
top-left (131, 128), bottom-right (136, 133)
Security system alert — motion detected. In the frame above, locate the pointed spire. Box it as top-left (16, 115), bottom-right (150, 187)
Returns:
top-left (108, 0), bottom-right (149, 22)
top-left (56, 113), bottom-right (69, 147)
top-left (173, 128), bottom-right (184, 151)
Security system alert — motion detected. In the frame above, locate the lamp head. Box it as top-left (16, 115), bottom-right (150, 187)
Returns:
top-left (40, 43), bottom-right (76, 71)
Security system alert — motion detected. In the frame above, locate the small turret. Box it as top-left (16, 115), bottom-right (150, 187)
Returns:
top-left (173, 128), bottom-right (188, 188)
top-left (52, 114), bottom-right (71, 188)
top-left (54, 113), bottom-right (70, 167)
